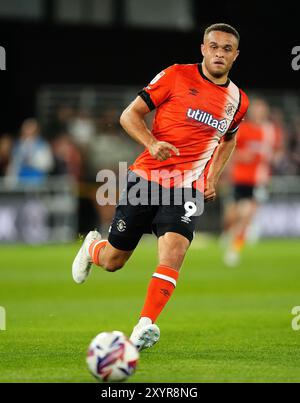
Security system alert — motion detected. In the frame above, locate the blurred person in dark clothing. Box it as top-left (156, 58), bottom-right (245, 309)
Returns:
top-left (289, 117), bottom-right (300, 175)
top-left (0, 134), bottom-right (12, 176)
top-left (51, 133), bottom-right (82, 180)
top-left (7, 118), bottom-right (54, 184)
top-left (51, 131), bottom-right (100, 234)
top-left (269, 106), bottom-right (289, 175)
top-left (46, 106), bottom-right (74, 139)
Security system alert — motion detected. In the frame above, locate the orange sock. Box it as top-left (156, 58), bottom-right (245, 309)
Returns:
top-left (88, 240), bottom-right (107, 266)
top-left (140, 265), bottom-right (179, 323)
top-left (233, 233), bottom-right (246, 252)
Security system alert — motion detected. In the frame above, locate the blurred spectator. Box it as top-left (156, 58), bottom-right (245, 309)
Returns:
top-left (269, 106), bottom-right (289, 174)
top-left (46, 105), bottom-right (74, 139)
top-left (89, 107), bottom-right (142, 173)
top-left (68, 110), bottom-right (96, 147)
top-left (51, 133), bottom-right (82, 180)
top-left (96, 107), bottom-right (121, 136)
top-left (289, 117), bottom-right (300, 175)
top-left (0, 134), bottom-right (12, 176)
top-left (221, 97), bottom-right (285, 266)
top-left (7, 118), bottom-right (54, 184)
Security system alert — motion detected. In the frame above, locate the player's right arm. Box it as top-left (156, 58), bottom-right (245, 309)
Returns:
top-left (120, 97), bottom-right (179, 162)
top-left (120, 65), bottom-right (180, 162)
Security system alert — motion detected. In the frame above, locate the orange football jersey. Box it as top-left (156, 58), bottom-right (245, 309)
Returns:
top-left (230, 120), bottom-right (282, 186)
top-left (130, 64), bottom-right (249, 188)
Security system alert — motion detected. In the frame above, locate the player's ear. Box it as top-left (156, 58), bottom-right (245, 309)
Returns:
top-left (200, 44), bottom-right (205, 57)
top-left (233, 49), bottom-right (240, 62)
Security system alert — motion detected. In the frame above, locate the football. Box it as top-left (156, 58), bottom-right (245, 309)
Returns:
top-left (86, 331), bottom-right (139, 382)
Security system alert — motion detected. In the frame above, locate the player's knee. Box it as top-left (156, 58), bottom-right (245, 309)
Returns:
top-left (103, 263), bottom-right (123, 272)
top-left (102, 257), bottom-right (125, 272)
top-left (159, 236), bottom-right (189, 269)
top-left (238, 200), bottom-right (254, 216)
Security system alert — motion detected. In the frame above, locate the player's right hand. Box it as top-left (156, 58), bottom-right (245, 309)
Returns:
top-left (148, 140), bottom-right (180, 162)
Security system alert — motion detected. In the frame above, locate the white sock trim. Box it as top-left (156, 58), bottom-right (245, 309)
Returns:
top-left (152, 273), bottom-right (176, 287)
top-left (138, 317), bottom-right (152, 326)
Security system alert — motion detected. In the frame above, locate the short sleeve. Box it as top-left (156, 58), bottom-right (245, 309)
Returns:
top-left (138, 64), bottom-right (178, 111)
top-left (227, 90), bottom-right (250, 135)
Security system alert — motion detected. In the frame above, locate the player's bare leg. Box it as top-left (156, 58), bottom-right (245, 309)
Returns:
top-left (224, 199), bottom-right (257, 266)
top-left (72, 231), bottom-right (134, 283)
top-left (223, 201), bottom-right (238, 233)
top-left (130, 232), bottom-right (190, 350)
top-left (220, 201), bottom-right (238, 248)
top-left (158, 231), bottom-right (190, 270)
top-left (94, 240), bottom-right (134, 272)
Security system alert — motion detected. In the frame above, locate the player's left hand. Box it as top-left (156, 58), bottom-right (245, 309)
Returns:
top-left (204, 181), bottom-right (216, 203)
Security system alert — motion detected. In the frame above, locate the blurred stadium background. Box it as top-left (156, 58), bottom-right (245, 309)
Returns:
top-left (0, 0), bottom-right (299, 243)
top-left (1, 0), bottom-right (300, 383)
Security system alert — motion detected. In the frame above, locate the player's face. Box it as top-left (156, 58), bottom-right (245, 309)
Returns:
top-left (201, 31), bottom-right (239, 78)
top-left (248, 99), bottom-right (270, 124)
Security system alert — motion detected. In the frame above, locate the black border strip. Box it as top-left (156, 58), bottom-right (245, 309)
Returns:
top-left (138, 89), bottom-right (156, 111)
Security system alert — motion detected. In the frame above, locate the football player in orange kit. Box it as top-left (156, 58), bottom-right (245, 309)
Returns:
top-left (72, 23), bottom-right (249, 350)
top-left (222, 98), bottom-right (283, 266)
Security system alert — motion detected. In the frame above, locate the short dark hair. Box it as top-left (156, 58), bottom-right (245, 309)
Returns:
top-left (204, 23), bottom-right (240, 43)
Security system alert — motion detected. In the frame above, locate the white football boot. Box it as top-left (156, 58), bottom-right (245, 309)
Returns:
top-left (72, 230), bottom-right (102, 284)
top-left (130, 317), bottom-right (160, 351)
top-left (223, 249), bottom-right (240, 267)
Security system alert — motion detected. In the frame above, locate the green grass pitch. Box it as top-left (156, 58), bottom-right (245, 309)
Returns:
top-left (0, 237), bottom-right (300, 382)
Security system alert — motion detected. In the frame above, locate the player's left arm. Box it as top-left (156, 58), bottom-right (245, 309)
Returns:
top-left (205, 90), bottom-right (249, 202)
top-left (204, 135), bottom-right (237, 202)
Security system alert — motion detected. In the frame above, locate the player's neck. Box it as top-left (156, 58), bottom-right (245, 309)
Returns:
top-left (201, 63), bottom-right (229, 86)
